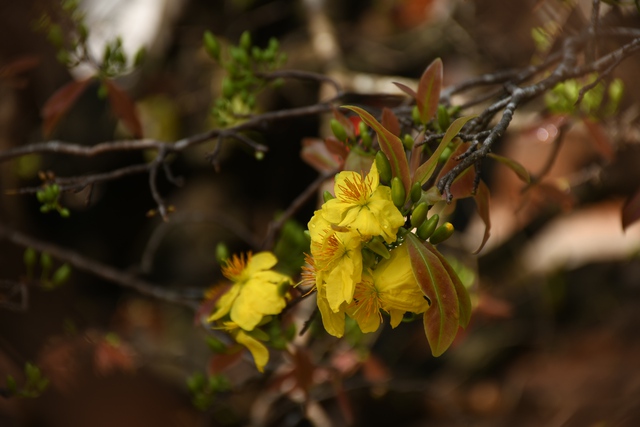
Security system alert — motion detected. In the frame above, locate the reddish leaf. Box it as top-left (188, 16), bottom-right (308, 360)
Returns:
top-left (413, 115), bottom-right (475, 186)
top-left (333, 107), bottom-right (356, 140)
top-left (104, 79), bottom-right (143, 138)
top-left (343, 105), bottom-right (411, 197)
top-left (409, 131), bottom-right (425, 175)
top-left (392, 81), bottom-right (417, 100)
top-left (0, 56), bottom-right (40, 78)
top-left (209, 348), bottom-right (243, 374)
top-left (423, 243), bottom-right (472, 328)
top-left (405, 234), bottom-right (460, 357)
top-left (381, 107), bottom-right (401, 137)
top-left (473, 181), bottom-right (491, 254)
top-left (488, 153), bottom-right (531, 183)
top-left (583, 118), bottom-right (614, 162)
top-left (42, 78), bottom-right (93, 137)
top-left (300, 138), bottom-right (343, 173)
top-left (324, 136), bottom-right (349, 160)
top-left (292, 348), bottom-right (315, 397)
top-left (622, 186), bottom-right (640, 231)
top-left (417, 58), bottom-right (443, 124)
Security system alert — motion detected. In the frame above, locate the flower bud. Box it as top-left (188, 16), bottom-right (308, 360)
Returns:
top-left (437, 104), bottom-right (450, 132)
top-left (330, 119), bottom-right (348, 142)
top-left (410, 182), bottom-right (422, 204)
top-left (403, 134), bottom-right (414, 151)
top-left (411, 202), bottom-right (429, 228)
top-left (391, 177), bottom-right (405, 208)
top-left (203, 31), bottom-right (221, 60)
top-left (51, 263), bottom-right (72, 286)
top-left (375, 151), bottom-right (392, 184)
top-left (412, 105), bottom-right (421, 124)
top-left (417, 214), bottom-right (439, 240)
top-left (215, 242), bottom-right (229, 264)
top-left (429, 222), bottom-right (454, 245)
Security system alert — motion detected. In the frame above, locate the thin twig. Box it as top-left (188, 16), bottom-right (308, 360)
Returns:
top-left (0, 222), bottom-right (201, 309)
top-left (262, 171), bottom-right (334, 250)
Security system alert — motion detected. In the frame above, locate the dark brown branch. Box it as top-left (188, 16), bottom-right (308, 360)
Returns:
top-left (0, 222), bottom-right (201, 309)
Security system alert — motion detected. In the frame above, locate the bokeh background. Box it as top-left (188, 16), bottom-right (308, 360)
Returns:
top-left (1, 0), bottom-right (640, 426)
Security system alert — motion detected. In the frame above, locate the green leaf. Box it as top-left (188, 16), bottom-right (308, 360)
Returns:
top-left (488, 153), bottom-right (530, 183)
top-left (413, 115), bottom-right (475, 186)
top-left (343, 106), bottom-right (411, 199)
top-left (417, 58), bottom-right (443, 124)
top-left (405, 234), bottom-right (461, 357)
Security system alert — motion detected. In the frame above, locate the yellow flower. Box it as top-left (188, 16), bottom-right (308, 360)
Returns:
top-left (222, 321), bottom-right (269, 373)
top-left (316, 282), bottom-right (347, 338)
top-left (208, 252), bottom-right (292, 331)
top-left (347, 243), bottom-right (430, 333)
top-left (322, 162), bottom-right (405, 244)
top-left (309, 218), bottom-right (363, 311)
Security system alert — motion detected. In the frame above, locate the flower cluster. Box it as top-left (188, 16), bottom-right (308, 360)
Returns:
top-left (305, 162), bottom-right (430, 337)
top-left (208, 252), bottom-right (292, 372)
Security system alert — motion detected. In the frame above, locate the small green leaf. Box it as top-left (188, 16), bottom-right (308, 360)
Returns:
top-left (413, 115), bottom-right (476, 186)
top-left (488, 153), bottom-right (530, 183)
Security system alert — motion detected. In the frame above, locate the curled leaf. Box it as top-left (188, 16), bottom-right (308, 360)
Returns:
top-left (413, 115), bottom-right (475, 186)
top-left (42, 78), bottom-right (93, 137)
top-left (343, 105), bottom-right (411, 198)
top-left (488, 153), bottom-right (530, 183)
top-left (417, 58), bottom-right (443, 124)
top-left (405, 234), bottom-right (461, 357)
top-left (104, 79), bottom-right (143, 138)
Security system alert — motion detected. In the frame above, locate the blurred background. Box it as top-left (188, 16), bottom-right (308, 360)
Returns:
top-left (1, 0), bottom-right (640, 426)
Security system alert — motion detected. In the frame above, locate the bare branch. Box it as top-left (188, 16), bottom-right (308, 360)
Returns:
top-left (0, 222), bottom-right (201, 309)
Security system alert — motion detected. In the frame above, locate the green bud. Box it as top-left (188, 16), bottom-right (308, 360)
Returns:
top-left (330, 119), bottom-right (348, 142)
top-left (437, 104), bottom-right (450, 132)
top-left (411, 202), bottom-right (429, 228)
top-left (608, 78), bottom-right (624, 106)
top-left (215, 242), bottom-right (229, 264)
top-left (439, 146), bottom-right (452, 163)
top-left (323, 190), bottom-right (335, 203)
top-left (36, 190), bottom-right (46, 203)
top-left (402, 134), bottom-right (414, 151)
top-left (187, 373), bottom-right (205, 392)
top-left (133, 47), bottom-right (146, 67)
top-left (97, 82), bottom-right (108, 99)
top-left (48, 24), bottom-right (64, 48)
top-left (203, 31), bottom-right (220, 60)
top-left (221, 77), bottom-right (234, 98)
top-left (255, 151), bottom-right (265, 160)
top-left (417, 214), bottom-right (439, 240)
top-left (412, 105), bottom-right (421, 124)
top-left (51, 263), bottom-right (72, 286)
top-left (391, 177), bottom-right (406, 208)
top-left (429, 222), bottom-right (454, 245)
top-left (361, 131), bottom-right (372, 149)
top-left (375, 151), bottom-right (392, 184)
top-left (239, 31), bottom-right (251, 52)
top-left (58, 207), bottom-right (70, 218)
top-left (40, 252), bottom-right (53, 271)
top-left (268, 37), bottom-right (279, 53)
top-left (367, 238), bottom-right (390, 259)
top-left (24, 248), bottom-right (37, 270)
top-left (358, 121), bottom-right (368, 138)
top-left (410, 182), bottom-right (422, 204)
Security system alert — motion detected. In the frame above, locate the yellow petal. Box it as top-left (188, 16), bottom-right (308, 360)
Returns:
top-left (245, 251), bottom-right (277, 275)
top-left (208, 284), bottom-right (241, 322)
top-left (235, 330), bottom-right (269, 373)
top-left (317, 286), bottom-right (345, 337)
top-left (231, 279), bottom-right (286, 330)
top-left (389, 309), bottom-right (405, 328)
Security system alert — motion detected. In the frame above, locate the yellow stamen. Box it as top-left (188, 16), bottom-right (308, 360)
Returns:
top-left (338, 174), bottom-right (371, 204)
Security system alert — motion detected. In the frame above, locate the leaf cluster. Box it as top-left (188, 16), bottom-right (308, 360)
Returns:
top-left (204, 30), bottom-right (287, 127)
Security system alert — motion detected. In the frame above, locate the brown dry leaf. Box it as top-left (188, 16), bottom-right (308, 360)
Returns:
top-left (42, 78), bottom-right (93, 137)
